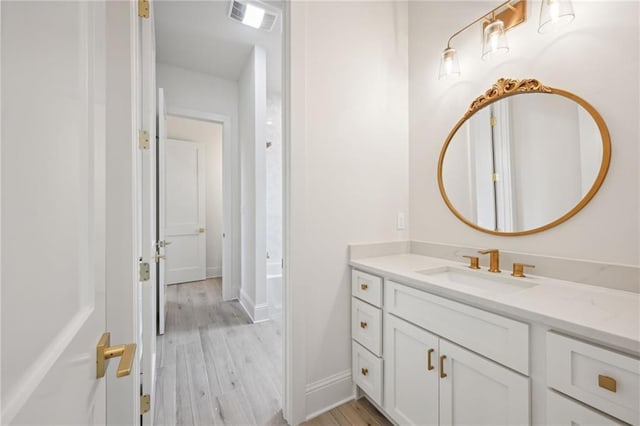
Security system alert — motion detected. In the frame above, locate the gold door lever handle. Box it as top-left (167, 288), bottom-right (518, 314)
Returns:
top-left (97, 332), bottom-right (136, 378)
top-left (155, 252), bottom-right (166, 262)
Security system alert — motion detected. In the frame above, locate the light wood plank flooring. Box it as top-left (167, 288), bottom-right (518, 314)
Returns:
top-left (301, 398), bottom-right (392, 426)
top-left (154, 278), bottom-right (391, 426)
top-left (155, 278), bottom-right (286, 425)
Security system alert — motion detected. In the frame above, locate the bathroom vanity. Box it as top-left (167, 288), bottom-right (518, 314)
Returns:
top-left (349, 253), bottom-right (640, 426)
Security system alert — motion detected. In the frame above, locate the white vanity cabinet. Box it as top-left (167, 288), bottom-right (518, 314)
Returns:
top-left (351, 270), bottom-right (384, 406)
top-left (350, 265), bottom-right (640, 426)
top-left (383, 300), bottom-right (530, 426)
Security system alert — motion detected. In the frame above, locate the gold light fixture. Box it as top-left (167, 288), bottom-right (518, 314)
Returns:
top-left (439, 0), bottom-right (527, 79)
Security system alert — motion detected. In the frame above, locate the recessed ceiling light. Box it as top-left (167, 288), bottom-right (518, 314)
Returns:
top-left (228, 0), bottom-right (279, 32)
top-left (242, 3), bottom-right (265, 29)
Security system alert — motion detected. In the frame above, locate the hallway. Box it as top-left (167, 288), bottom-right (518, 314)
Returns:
top-left (154, 279), bottom-right (285, 425)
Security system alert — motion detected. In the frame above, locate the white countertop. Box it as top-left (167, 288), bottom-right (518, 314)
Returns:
top-left (350, 254), bottom-right (640, 356)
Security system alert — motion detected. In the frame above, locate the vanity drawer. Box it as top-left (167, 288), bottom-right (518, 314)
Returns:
top-left (352, 270), bottom-right (383, 307)
top-left (547, 332), bottom-right (640, 425)
top-left (352, 341), bottom-right (383, 406)
top-left (352, 297), bottom-right (382, 356)
top-left (385, 281), bottom-right (529, 375)
top-left (547, 389), bottom-right (625, 426)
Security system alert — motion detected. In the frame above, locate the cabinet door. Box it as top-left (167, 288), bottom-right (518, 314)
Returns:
top-left (439, 340), bottom-right (530, 426)
top-left (384, 314), bottom-right (439, 426)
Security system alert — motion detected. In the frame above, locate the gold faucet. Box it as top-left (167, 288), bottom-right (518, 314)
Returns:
top-left (478, 249), bottom-right (501, 273)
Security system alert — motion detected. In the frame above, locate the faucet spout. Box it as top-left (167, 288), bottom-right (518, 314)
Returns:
top-left (478, 249), bottom-right (501, 273)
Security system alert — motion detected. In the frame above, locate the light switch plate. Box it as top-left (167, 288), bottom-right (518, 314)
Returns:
top-left (397, 212), bottom-right (405, 230)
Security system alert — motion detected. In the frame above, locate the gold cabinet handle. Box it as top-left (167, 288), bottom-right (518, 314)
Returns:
top-left (97, 332), bottom-right (137, 378)
top-left (361, 367), bottom-right (369, 376)
top-left (198, 227), bottom-right (206, 233)
top-left (440, 355), bottom-right (447, 378)
top-left (598, 374), bottom-right (617, 393)
top-left (360, 283), bottom-right (368, 290)
top-left (427, 349), bottom-right (435, 371)
top-left (158, 240), bottom-right (172, 248)
top-left (154, 252), bottom-right (166, 262)
top-left (360, 321), bottom-right (368, 329)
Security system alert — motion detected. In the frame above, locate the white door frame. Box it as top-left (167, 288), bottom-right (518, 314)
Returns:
top-left (282, 1), bottom-right (302, 423)
top-left (165, 107), bottom-right (237, 301)
top-left (105, 1), bottom-right (140, 423)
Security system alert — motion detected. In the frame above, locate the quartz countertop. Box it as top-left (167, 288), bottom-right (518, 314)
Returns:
top-left (350, 254), bottom-right (640, 356)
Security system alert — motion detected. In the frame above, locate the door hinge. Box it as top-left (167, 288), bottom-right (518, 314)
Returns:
top-left (140, 394), bottom-right (151, 414)
top-left (490, 117), bottom-right (497, 127)
top-left (139, 262), bottom-right (150, 282)
top-left (138, 0), bottom-right (150, 18)
top-left (138, 130), bottom-right (150, 150)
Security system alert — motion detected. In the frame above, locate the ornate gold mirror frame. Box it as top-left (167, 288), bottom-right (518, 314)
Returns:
top-left (437, 78), bottom-right (611, 236)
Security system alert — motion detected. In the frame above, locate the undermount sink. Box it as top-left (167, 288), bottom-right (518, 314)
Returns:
top-left (416, 266), bottom-right (538, 294)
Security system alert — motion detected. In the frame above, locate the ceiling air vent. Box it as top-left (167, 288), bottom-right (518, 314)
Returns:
top-left (228, 0), bottom-right (279, 32)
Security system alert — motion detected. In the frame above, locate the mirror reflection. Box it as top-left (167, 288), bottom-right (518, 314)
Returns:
top-left (439, 84), bottom-right (610, 235)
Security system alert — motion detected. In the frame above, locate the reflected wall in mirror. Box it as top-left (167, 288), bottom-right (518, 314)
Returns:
top-left (438, 78), bottom-right (611, 236)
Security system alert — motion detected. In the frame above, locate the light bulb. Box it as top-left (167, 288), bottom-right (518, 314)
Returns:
top-left (550, 1), bottom-right (560, 23)
top-left (438, 47), bottom-right (460, 79)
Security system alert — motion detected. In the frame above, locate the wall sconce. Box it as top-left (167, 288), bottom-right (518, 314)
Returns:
top-left (439, 0), bottom-right (576, 79)
top-left (439, 0), bottom-right (527, 79)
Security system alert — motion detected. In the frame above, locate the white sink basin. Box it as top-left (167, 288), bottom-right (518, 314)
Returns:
top-left (416, 266), bottom-right (538, 294)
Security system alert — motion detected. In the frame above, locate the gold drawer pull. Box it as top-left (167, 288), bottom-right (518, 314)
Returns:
top-left (360, 283), bottom-right (368, 290)
top-left (440, 355), bottom-right (447, 378)
top-left (598, 375), bottom-right (617, 393)
top-left (427, 348), bottom-right (435, 371)
top-left (361, 367), bottom-right (369, 376)
top-left (360, 321), bottom-right (368, 329)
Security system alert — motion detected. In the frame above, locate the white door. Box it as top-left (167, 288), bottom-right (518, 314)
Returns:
top-left (165, 139), bottom-right (206, 284)
top-left (439, 340), bottom-right (530, 426)
top-left (1, 1), bottom-right (113, 423)
top-left (157, 88), bottom-right (168, 334)
top-left (384, 314), bottom-right (439, 426)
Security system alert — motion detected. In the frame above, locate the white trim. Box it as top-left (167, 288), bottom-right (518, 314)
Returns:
top-left (165, 107), bottom-right (238, 302)
top-left (239, 289), bottom-right (270, 323)
top-left (304, 370), bottom-right (356, 421)
top-left (239, 288), bottom-right (255, 321)
top-left (282, 1), bottom-right (306, 424)
top-left (206, 266), bottom-right (222, 278)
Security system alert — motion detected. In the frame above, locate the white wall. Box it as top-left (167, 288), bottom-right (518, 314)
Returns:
top-left (157, 62), bottom-right (241, 296)
top-left (239, 46), bottom-right (268, 322)
top-left (289, 1), bottom-right (409, 420)
top-left (166, 116), bottom-right (223, 278)
top-left (409, 1), bottom-right (639, 265)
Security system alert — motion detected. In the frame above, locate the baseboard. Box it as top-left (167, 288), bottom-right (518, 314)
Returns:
top-left (305, 370), bottom-right (355, 420)
top-left (239, 289), bottom-right (255, 322)
top-left (254, 303), bottom-right (270, 322)
top-left (239, 291), bottom-right (270, 323)
top-left (206, 266), bottom-right (222, 278)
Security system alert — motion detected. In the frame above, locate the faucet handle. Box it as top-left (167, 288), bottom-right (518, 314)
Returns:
top-left (462, 255), bottom-right (480, 270)
top-left (512, 263), bottom-right (535, 278)
top-left (478, 248), bottom-right (499, 254)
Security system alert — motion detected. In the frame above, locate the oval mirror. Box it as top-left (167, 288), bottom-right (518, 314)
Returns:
top-left (438, 78), bottom-right (611, 236)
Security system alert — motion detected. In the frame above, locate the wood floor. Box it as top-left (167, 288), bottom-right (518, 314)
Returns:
top-left (154, 278), bottom-right (391, 426)
top-left (154, 278), bottom-right (286, 425)
top-left (301, 398), bottom-right (392, 426)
